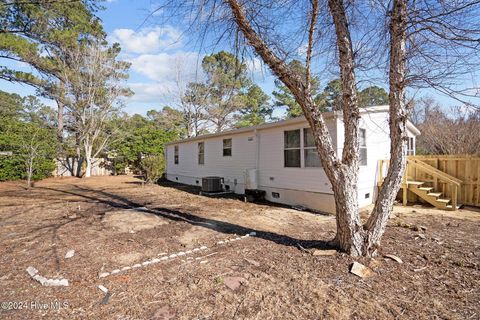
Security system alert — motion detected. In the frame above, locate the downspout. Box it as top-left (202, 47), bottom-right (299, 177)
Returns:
top-left (254, 129), bottom-right (260, 170)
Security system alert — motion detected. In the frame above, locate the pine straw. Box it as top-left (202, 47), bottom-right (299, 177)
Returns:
top-left (0, 176), bottom-right (478, 319)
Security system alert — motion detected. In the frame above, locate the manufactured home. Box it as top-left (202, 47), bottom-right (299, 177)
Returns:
top-left (164, 105), bottom-right (421, 214)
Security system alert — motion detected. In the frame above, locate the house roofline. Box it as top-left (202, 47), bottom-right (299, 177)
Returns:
top-left (165, 105), bottom-right (420, 145)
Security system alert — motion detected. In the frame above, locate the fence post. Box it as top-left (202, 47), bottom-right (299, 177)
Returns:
top-left (452, 184), bottom-right (458, 210)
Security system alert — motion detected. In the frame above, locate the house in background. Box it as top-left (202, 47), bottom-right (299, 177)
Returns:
top-left (164, 105), bottom-right (421, 214)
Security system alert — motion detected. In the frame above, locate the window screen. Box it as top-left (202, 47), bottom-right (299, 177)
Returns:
top-left (198, 142), bottom-right (204, 165)
top-left (359, 129), bottom-right (367, 166)
top-left (303, 128), bottom-right (321, 167)
top-left (407, 137), bottom-right (415, 155)
top-left (223, 138), bottom-right (232, 156)
top-left (284, 130), bottom-right (301, 167)
top-left (174, 145), bottom-right (179, 164)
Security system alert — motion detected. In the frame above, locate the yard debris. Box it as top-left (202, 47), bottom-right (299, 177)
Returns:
top-left (369, 259), bottom-right (382, 269)
top-left (26, 266), bottom-right (69, 286)
top-left (224, 276), bottom-right (246, 291)
top-left (312, 249), bottom-right (337, 256)
top-left (414, 266), bottom-right (428, 272)
top-left (350, 262), bottom-right (374, 278)
top-left (98, 285), bottom-right (109, 294)
top-left (384, 254), bottom-right (403, 264)
top-left (413, 225), bottom-right (428, 231)
top-left (244, 258), bottom-right (260, 267)
top-left (100, 292), bottom-right (112, 305)
top-left (152, 306), bottom-right (176, 320)
top-left (65, 249), bottom-right (75, 259)
top-left (297, 243), bottom-right (309, 253)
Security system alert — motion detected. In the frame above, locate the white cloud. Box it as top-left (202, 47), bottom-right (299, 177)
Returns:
top-left (109, 26), bottom-right (183, 54)
top-left (125, 52), bottom-right (206, 107)
top-left (127, 82), bottom-right (174, 104)
top-left (130, 51), bottom-right (204, 82)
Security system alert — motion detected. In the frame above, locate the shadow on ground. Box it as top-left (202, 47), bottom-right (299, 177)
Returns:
top-left (36, 183), bottom-right (335, 251)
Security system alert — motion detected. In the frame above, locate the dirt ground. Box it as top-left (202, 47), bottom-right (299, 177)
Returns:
top-left (0, 176), bottom-right (479, 319)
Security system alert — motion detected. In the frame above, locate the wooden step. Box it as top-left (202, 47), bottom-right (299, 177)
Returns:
top-left (407, 185), bottom-right (453, 210)
top-left (427, 192), bottom-right (442, 198)
top-left (436, 198), bottom-right (451, 205)
top-left (407, 181), bottom-right (424, 186)
top-left (418, 187), bottom-right (434, 192)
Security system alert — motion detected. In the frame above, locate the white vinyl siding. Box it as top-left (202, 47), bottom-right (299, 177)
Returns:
top-left (166, 132), bottom-right (256, 193)
top-left (165, 106), bottom-right (420, 212)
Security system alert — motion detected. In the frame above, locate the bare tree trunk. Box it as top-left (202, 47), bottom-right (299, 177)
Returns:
top-left (26, 158), bottom-right (33, 189)
top-left (327, 0), bottom-right (364, 255)
top-left (364, 0), bottom-right (409, 253)
top-left (226, 0), bottom-right (410, 256)
top-left (84, 143), bottom-right (93, 178)
top-left (331, 170), bottom-right (365, 256)
top-left (56, 99), bottom-right (64, 144)
top-left (226, 0), bottom-right (358, 255)
top-left (75, 133), bottom-right (83, 177)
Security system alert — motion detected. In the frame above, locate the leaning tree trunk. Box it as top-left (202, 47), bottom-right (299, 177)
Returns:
top-left (226, 0), bottom-right (409, 256)
top-left (363, 0), bottom-right (409, 255)
top-left (327, 0), bottom-right (365, 255)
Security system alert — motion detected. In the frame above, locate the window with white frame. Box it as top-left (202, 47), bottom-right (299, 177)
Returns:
top-left (359, 128), bottom-right (367, 166)
top-left (284, 129), bottom-right (301, 167)
top-left (198, 142), bottom-right (204, 165)
top-left (407, 137), bottom-right (415, 155)
top-left (174, 145), bottom-right (179, 164)
top-left (303, 128), bottom-right (321, 167)
top-left (223, 138), bottom-right (232, 156)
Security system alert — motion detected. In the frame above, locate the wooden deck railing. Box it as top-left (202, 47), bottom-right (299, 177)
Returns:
top-left (407, 158), bottom-right (461, 209)
top-left (377, 155), bottom-right (480, 209)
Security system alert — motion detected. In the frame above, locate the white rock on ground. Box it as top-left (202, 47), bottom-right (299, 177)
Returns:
top-left (26, 266), bottom-right (38, 277)
top-left (350, 262), bottom-right (374, 278)
top-left (98, 285), bottom-right (109, 294)
top-left (27, 266), bottom-right (69, 286)
top-left (65, 249), bottom-right (75, 259)
top-left (384, 254), bottom-right (403, 264)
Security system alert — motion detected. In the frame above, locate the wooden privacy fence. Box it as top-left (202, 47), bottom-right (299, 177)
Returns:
top-left (407, 155), bottom-right (480, 207)
top-left (379, 155), bottom-right (480, 208)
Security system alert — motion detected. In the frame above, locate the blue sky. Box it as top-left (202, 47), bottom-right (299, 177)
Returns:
top-left (0, 0), bottom-right (477, 116)
top-left (98, 0), bottom-right (277, 115)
